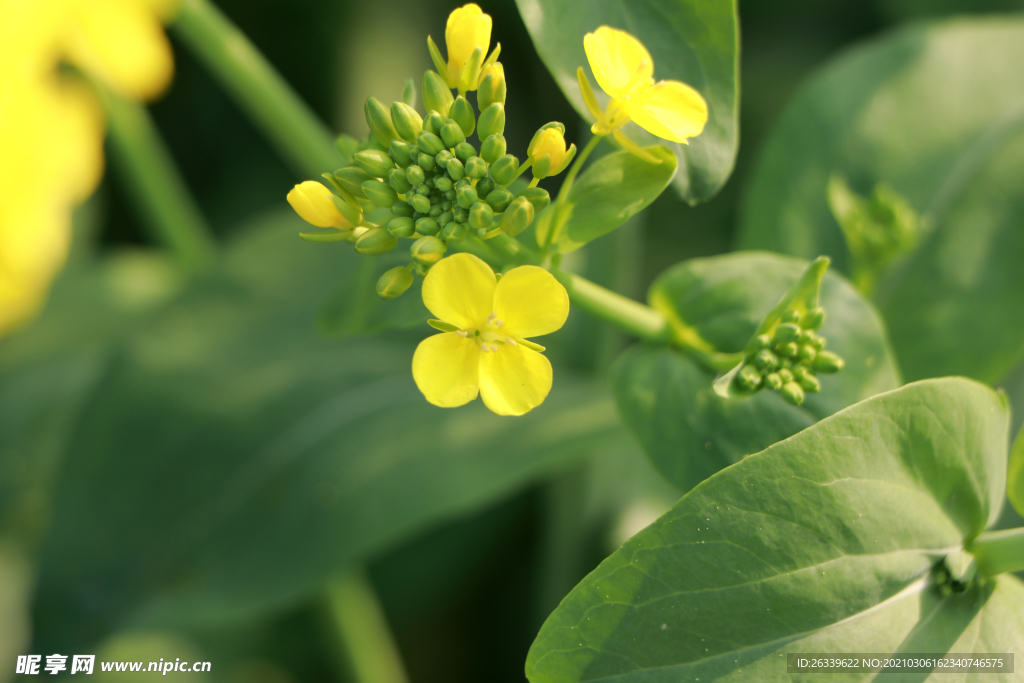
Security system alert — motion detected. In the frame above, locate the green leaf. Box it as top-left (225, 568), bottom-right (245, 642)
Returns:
top-left (738, 18), bottom-right (1024, 383)
top-left (612, 252), bottom-right (900, 491)
top-left (27, 211), bottom-right (626, 645)
top-left (1009, 423), bottom-right (1024, 517)
top-left (537, 146), bottom-right (677, 253)
top-left (527, 378), bottom-right (1019, 682)
top-left (514, 0), bottom-right (739, 204)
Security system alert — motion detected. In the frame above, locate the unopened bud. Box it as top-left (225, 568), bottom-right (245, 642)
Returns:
top-left (801, 307), bottom-right (825, 330)
top-left (362, 179), bottom-right (399, 208)
top-left (475, 177), bottom-right (495, 198)
top-left (456, 183), bottom-right (479, 209)
top-left (780, 381), bottom-right (805, 406)
top-left (388, 168), bottom-right (412, 194)
top-left (410, 194), bottom-right (432, 214)
top-left (415, 217), bottom-right (441, 236)
top-left (423, 70), bottom-right (454, 118)
top-left (798, 344), bottom-right (817, 363)
top-left (478, 103), bottom-right (505, 139)
top-left (737, 364), bottom-right (763, 391)
top-left (778, 341), bottom-right (799, 358)
top-left (454, 141), bottom-right (476, 162)
top-left (773, 323), bottom-right (800, 344)
top-left (446, 157), bottom-right (466, 180)
top-left (388, 216), bottom-right (416, 238)
top-left (334, 166), bottom-right (373, 198)
top-left (477, 63), bottom-right (506, 110)
top-left (353, 149), bottom-right (395, 178)
top-left (390, 102), bottom-right (422, 143)
top-left (416, 130), bottom-right (446, 156)
top-left (480, 134), bottom-right (506, 164)
top-left (405, 165), bottom-right (426, 187)
top-left (287, 181), bottom-right (355, 229)
top-left (391, 201), bottom-right (414, 218)
top-left (765, 372), bottom-right (783, 390)
top-left (423, 111), bottom-right (446, 136)
top-left (440, 121), bottom-right (466, 148)
top-left (756, 333), bottom-right (772, 349)
top-left (499, 196), bottom-right (534, 237)
top-left (469, 202), bottom-right (494, 230)
top-left (517, 187), bottom-right (551, 213)
top-left (797, 372), bottom-right (821, 393)
top-left (417, 152), bottom-right (437, 172)
top-left (485, 188), bottom-right (513, 212)
top-left (465, 156), bottom-right (488, 179)
top-left (754, 349), bottom-right (778, 371)
top-left (449, 96), bottom-right (476, 137)
top-left (411, 235), bottom-right (447, 266)
top-left (388, 140), bottom-right (414, 168)
top-left (527, 124), bottom-right (575, 179)
top-left (814, 351), bottom-right (845, 373)
top-left (377, 266), bottom-right (414, 299)
top-left (364, 97), bottom-right (399, 146)
top-left (443, 221), bottom-right (467, 242)
top-left (782, 310), bottom-right (802, 324)
top-left (355, 227), bottom-right (398, 255)
top-left (489, 154), bottom-right (519, 186)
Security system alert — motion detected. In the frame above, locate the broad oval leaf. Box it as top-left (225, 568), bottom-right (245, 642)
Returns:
top-left (527, 378), bottom-right (1019, 682)
top-left (514, 0), bottom-right (739, 204)
top-left (612, 251), bottom-right (900, 491)
top-left (1009, 423), bottom-right (1024, 517)
top-left (738, 18), bottom-right (1024, 384)
top-left (538, 146), bottom-right (677, 253)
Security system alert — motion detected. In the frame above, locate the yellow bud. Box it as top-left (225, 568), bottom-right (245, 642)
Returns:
top-left (528, 127), bottom-right (576, 179)
top-left (444, 4), bottom-right (492, 90)
top-left (287, 181), bottom-right (353, 230)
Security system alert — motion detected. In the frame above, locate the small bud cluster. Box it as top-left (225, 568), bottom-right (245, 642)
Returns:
top-left (732, 307), bottom-right (845, 406)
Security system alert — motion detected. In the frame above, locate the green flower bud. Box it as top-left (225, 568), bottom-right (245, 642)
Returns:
top-left (449, 96), bottom-right (475, 137)
top-left (415, 217), bottom-right (441, 236)
top-left (797, 372), bottom-right (821, 393)
top-left (410, 194), bottom-right (432, 214)
top-left (444, 188), bottom-right (456, 201)
top-left (454, 207), bottom-right (469, 223)
top-left (778, 368), bottom-right (794, 384)
top-left (355, 226), bottom-right (397, 255)
top-left (499, 196), bottom-right (534, 237)
top-left (411, 235), bottom-right (446, 266)
top-left (811, 335), bottom-right (826, 350)
top-left (416, 130), bottom-right (445, 156)
top-left (465, 156), bottom-right (488, 179)
top-left (468, 202), bottom-right (494, 230)
top-left (801, 307), bottom-right (825, 330)
top-left (456, 183), bottom-right (478, 209)
top-left (364, 97), bottom-right (399, 146)
top-left (477, 103), bottom-right (505, 139)
top-left (362, 179), bottom-right (398, 208)
top-left (765, 372), bottom-right (783, 390)
top-left (423, 111), bottom-right (446, 136)
top-left (517, 187), bottom-right (551, 213)
top-left (415, 184), bottom-right (431, 197)
top-left (480, 134), bottom-right (506, 164)
top-left (454, 141), bottom-right (476, 163)
top-left (781, 309), bottom-right (802, 324)
top-left (353, 149), bottom-right (395, 178)
top-left (754, 349), bottom-right (778, 371)
top-left (434, 176), bottom-right (453, 192)
top-left (798, 329), bottom-right (814, 345)
top-left (446, 157), bottom-right (466, 180)
top-left (780, 381), bottom-right (805, 406)
top-left (422, 70), bottom-right (454, 118)
top-left (737, 364), bottom-right (763, 391)
top-left (334, 166), bottom-right (373, 197)
top-left (443, 221), bottom-right (467, 242)
top-left (388, 140), bottom-right (414, 168)
top-left (475, 178), bottom-right (495, 199)
top-left (390, 101), bottom-right (422, 142)
top-left (778, 341), bottom-right (799, 358)
top-left (417, 152), bottom-right (437, 172)
top-left (485, 188), bottom-right (513, 212)
top-left (406, 164), bottom-right (426, 187)
top-left (814, 351), bottom-right (845, 373)
top-left (798, 344), bottom-right (817, 363)
top-left (388, 168), bottom-right (412, 194)
top-left (438, 211), bottom-right (454, 227)
top-left (388, 216), bottom-right (416, 238)
top-left (440, 121), bottom-right (466, 148)
top-left (391, 200), bottom-right (414, 217)
top-left (435, 150), bottom-right (454, 167)
top-left (773, 322), bottom-right (800, 344)
top-left (489, 154), bottom-right (519, 186)
top-left (477, 64), bottom-right (506, 110)
top-left (429, 205), bottom-right (442, 217)
top-left (756, 333), bottom-right (772, 349)
top-left (377, 266), bottom-right (414, 299)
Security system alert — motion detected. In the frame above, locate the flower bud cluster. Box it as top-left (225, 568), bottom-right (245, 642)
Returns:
top-left (732, 307), bottom-right (845, 406)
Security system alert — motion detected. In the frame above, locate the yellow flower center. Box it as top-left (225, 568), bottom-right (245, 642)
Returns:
top-left (455, 312), bottom-right (517, 352)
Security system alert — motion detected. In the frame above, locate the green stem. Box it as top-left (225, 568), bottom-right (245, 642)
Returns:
top-left (101, 87), bottom-right (217, 271)
top-left (324, 569), bottom-right (409, 683)
top-left (554, 270), bottom-right (672, 344)
top-left (172, 0), bottom-right (341, 178)
top-left (969, 527), bottom-right (1024, 577)
top-left (556, 134), bottom-right (603, 203)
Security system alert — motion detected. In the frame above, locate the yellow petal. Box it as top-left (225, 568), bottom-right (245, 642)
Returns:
top-left (583, 26), bottom-right (653, 99)
top-left (412, 332), bottom-right (481, 408)
top-left (66, 0), bottom-right (174, 100)
top-left (492, 265), bottom-right (569, 339)
top-left (445, 4), bottom-right (491, 86)
top-left (421, 253), bottom-right (496, 330)
top-left (287, 181), bottom-right (347, 229)
top-left (479, 344), bottom-right (552, 416)
top-left (625, 80), bottom-right (708, 144)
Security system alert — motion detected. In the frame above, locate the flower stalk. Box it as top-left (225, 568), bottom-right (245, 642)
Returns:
top-left (968, 527), bottom-right (1024, 577)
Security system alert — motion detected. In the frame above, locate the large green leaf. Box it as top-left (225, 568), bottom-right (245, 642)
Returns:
top-left (738, 18), bottom-right (1024, 384)
top-left (527, 378), bottom-right (1020, 682)
top-left (28, 211), bottom-right (624, 650)
top-left (514, 0), bottom-right (739, 204)
top-left (612, 251), bottom-right (900, 491)
top-left (536, 147), bottom-right (677, 253)
top-left (1009, 423), bottom-right (1024, 517)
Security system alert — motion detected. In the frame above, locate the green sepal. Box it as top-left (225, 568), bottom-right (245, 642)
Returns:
top-left (428, 319), bottom-right (459, 332)
top-left (364, 97), bottom-right (399, 146)
top-left (353, 149), bottom-right (395, 178)
top-left (458, 45), bottom-right (484, 93)
top-left (714, 257), bottom-right (830, 398)
top-left (334, 134), bottom-right (360, 165)
top-left (401, 77), bottom-right (417, 108)
top-left (354, 227), bottom-right (398, 255)
top-left (333, 166), bottom-right (373, 198)
top-left (422, 70), bottom-right (454, 118)
top-left (328, 194), bottom-right (362, 226)
top-left (426, 36), bottom-right (451, 87)
top-left (321, 173), bottom-right (359, 209)
top-left (518, 338), bottom-right (545, 353)
top-left (361, 179), bottom-right (398, 208)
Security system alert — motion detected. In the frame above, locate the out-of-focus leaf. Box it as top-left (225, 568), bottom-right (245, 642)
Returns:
top-left (30, 211), bottom-right (623, 651)
top-left (535, 147), bottom-right (677, 253)
top-left (612, 252), bottom-right (899, 491)
top-left (514, 0), bottom-right (739, 204)
top-left (1009, 424), bottom-right (1024, 518)
top-left (528, 378), bottom-right (1020, 682)
top-left (738, 18), bottom-right (1024, 383)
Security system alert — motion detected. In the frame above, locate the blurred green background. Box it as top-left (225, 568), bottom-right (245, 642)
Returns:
top-left (4, 0), bottom-right (1023, 681)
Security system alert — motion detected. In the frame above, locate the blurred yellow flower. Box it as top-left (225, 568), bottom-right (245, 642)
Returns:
top-left (582, 26), bottom-right (708, 145)
top-left (428, 3), bottom-right (498, 92)
top-left (287, 181), bottom-right (361, 232)
top-left (0, 0), bottom-right (177, 336)
top-left (412, 253), bottom-right (569, 416)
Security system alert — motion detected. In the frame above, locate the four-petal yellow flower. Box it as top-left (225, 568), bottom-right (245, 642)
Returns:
top-left (413, 253), bottom-right (569, 416)
top-left (582, 26), bottom-right (708, 145)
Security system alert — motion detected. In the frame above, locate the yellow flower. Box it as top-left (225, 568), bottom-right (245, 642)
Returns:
top-left (412, 253), bottom-right (569, 416)
top-left (527, 125), bottom-right (577, 179)
top-left (429, 3), bottom-right (499, 92)
top-left (581, 26), bottom-right (707, 145)
top-left (287, 181), bottom-right (360, 232)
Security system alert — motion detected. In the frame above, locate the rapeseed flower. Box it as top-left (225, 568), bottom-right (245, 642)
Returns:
top-left (287, 181), bottom-right (362, 234)
top-left (428, 3), bottom-right (499, 93)
top-left (412, 253), bottom-right (569, 416)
